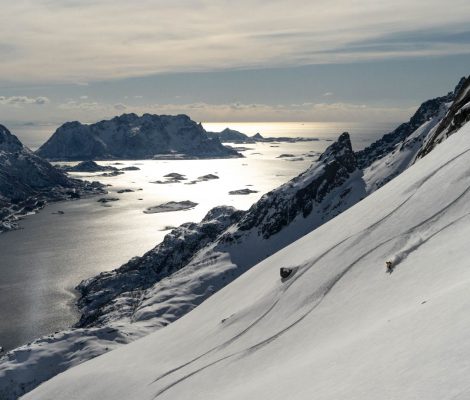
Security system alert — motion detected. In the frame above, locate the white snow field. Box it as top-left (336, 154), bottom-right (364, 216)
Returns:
top-left (23, 122), bottom-right (470, 399)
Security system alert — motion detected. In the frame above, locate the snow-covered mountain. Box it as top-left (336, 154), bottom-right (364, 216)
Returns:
top-left (1, 76), bottom-right (468, 399)
top-left (21, 80), bottom-right (470, 400)
top-left (36, 114), bottom-right (242, 160)
top-left (0, 124), bottom-right (103, 232)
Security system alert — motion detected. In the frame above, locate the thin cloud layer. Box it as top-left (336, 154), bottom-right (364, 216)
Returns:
top-left (0, 96), bottom-right (50, 105)
top-left (1, 0), bottom-right (469, 83)
top-left (2, 99), bottom-right (413, 124)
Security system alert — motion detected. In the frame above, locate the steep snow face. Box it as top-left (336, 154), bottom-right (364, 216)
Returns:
top-left (0, 124), bottom-right (103, 232)
top-left (25, 113), bottom-right (470, 400)
top-left (36, 114), bottom-right (242, 160)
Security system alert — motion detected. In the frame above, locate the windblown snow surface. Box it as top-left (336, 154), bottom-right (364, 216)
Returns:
top-left (23, 121), bottom-right (470, 399)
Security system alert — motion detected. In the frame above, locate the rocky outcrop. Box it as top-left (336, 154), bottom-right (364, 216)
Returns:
top-left (207, 128), bottom-right (256, 143)
top-left (76, 206), bottom-right (245, 327)
top-left (416, 76), bottom-right (470, 158)
top-left (60, 160), bottom-right (117, 172)
top-left (355, 81), bottom-right (461, 169)
top-left (36, 114), bottom-right (242, 160)
top-left (236, 132), bottom-right (358, 239)
top-left (0, 125), bottom-right (104, 232)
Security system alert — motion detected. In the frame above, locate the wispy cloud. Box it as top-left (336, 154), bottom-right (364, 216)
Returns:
top-left (0, 0), bottom-right (469, 83)
top-left (0, 96), bottom-right (50, 105)
top-left (49, 99), bottom-right (415, 123)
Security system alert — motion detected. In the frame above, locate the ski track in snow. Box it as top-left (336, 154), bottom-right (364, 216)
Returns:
top-left (149, 148), bottom-right (470, 396)
top-left (150, 163), bottom-right (470, 398)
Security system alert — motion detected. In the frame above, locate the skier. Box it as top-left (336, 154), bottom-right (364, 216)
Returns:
top-left (386, 261), bottom-right (394, 274)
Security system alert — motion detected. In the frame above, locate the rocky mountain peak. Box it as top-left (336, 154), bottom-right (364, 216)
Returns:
top-left (318, 132), bottom-right (356, 172)
top-left (0, 124), bottom-right (23, 152)
top-left (416, 75), bottom-right (470, 158)
top-left (235, 132), bottom-right (359, 239)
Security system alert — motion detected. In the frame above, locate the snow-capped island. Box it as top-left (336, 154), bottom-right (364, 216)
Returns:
top-left (36, 114), bottom-right (243, 161)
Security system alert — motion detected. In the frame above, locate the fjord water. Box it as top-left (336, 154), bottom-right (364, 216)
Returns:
top-left (0, 124), bottom-right (390, 352)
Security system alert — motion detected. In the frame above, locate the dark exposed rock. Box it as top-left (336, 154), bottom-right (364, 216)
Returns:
top-left (61, 160), bottom-right (117, 172)
top-left (228, 189), bottom-right (259, 195)
top-left (416, 76), bottom-right (470, 159)
top-left (356, 82), bottom-right (462, 169)
top-left (76, 206), bottom-right (244, 327)
top-left (0, 124), bottom-right (104, 232)
top-left (236, 132), bottom-right (358, 239)
top-left (207, 128), bottom-right (256, 143)
top-left (119, 166), bottom-right (140, 171)
top-left (143, 200), bottom-right (197, 214)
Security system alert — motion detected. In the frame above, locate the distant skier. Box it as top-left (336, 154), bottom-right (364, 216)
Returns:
top-left (386, 261), bottom-right (394, 274)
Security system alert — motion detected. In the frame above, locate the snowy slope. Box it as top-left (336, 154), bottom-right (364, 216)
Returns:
top-left (24, 112), bottom-right (470, 400)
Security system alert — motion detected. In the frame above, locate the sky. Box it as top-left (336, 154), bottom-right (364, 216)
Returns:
top-left (0, 0), bottom-right (469, 126)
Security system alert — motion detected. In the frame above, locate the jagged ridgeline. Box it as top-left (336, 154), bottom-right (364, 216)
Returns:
top-left (36, 114), bottom-right (243, 160)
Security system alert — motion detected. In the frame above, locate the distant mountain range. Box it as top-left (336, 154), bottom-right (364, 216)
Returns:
top-left (207, 127), bottom-right (321, 143)
top-left (36, 114), bottom-right (242, 160)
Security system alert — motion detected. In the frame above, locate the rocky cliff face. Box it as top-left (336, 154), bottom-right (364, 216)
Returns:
top-left (0, 124), bottom-right (103, 232)
top-left (236, 133), bottom-right (358, 239)
top-left (416, 76), bottom-right (470, 158)
top-left (356, 82), bottom-right (461, 169)
top-left (76, 206), bottom-right (244, 327)
top-left (36, 114), bottom-right (242, 160)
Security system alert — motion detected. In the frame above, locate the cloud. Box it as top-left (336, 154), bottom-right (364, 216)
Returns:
top-left (113, 103), bottom-right (127, 111)
top-left (58, 100), bottom-right (100, 110)
top-left (0, 96), bottom-right (50, 105)
top-left (0, 0), bottom-right (469, 83)
top-left (48, 98), bottom-right (415, 124)
top-left (323, 92), bottom-right (334, 97)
